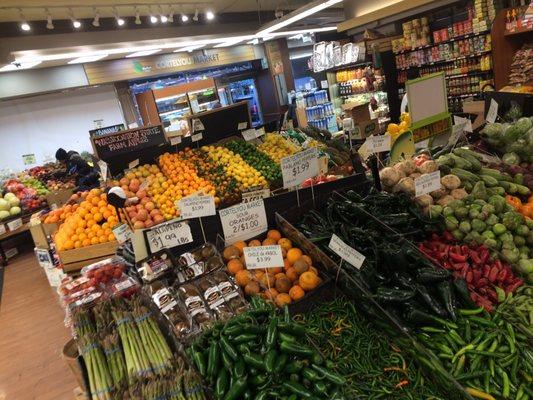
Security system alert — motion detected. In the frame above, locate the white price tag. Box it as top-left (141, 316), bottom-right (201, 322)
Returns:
top-left (238, 121), bottom-right (248, 130)
top-left (486, 99), bottom-right (498, 124)
top-left (219, 199), bottom-right (268, 244)
top-left (113, 223), bottom-right (133, 244)
top-left (454, 115), bottom-right (472, 133)
top-left (170, 136), bottom-right (182, 146)
top-left (242, 188), bottom-right (270, 203)
top-left (243, 245), bottom-right (284, 269)
top-left (98, 160), bottom-right (108, 181)
top-left (255, 127), bottom-right (265, 138)
top-left (415, 170), bottom-right (441, 197)
top-left (139, 179), bottom-right (150, 192)
top-left (128, 159), bottom-right (139, 169)
top-left (281, 148), bottom-right (319, 188)
top-left (191, 132), bottom-right (203, 142)
top-left (146, 219), bottom-right (193, 253)
top-left (328, 234), bottom-right (365, 269)
top-left (365, 135), bottom-right (391, 153)
top-left (0, 224), bottom-right (5, 235)
top-left (177, 195), bottom-right (216, 219)
top-left (357, 140), bottom-right (371, 161)
top-left (242, 129), bottom-right (257, 141)
top-left (7, 218), bottom-right (22, 231)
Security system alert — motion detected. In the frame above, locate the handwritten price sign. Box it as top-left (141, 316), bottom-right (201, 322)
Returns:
top-left (281, 148), bottom-right (319, 188)
top-left (219, 199), bottom-right (267, 244)
top-left (177, 195), bottom-right (216, 220)
top-left (146, 219), bottom-right (193, 253)
top-left (328, 234), bottom-right (365, 269)
top-left (243, 245), bottom-right (284, 269)
top-left (415, 171), bottom-right (441, 197)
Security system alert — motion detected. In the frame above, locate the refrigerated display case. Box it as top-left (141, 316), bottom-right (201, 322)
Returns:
top-left (226, 78), bottom-right (263, 127)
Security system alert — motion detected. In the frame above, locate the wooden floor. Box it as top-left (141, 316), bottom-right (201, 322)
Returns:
top-left (0, 250), bottom-right (78, 400)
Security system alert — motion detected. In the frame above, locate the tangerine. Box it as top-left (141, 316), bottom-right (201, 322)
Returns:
top-left (267, 229), bottom-right (282, 242)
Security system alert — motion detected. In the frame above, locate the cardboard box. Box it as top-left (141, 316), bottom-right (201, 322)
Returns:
top-left (46, 189), bottom-right (74, 209)
top-left (342, 102), bottom-right (371, 123)
top-left (463, 100), bottom-right (485, 130)
top-left (350, 118), bottom-right (379, 139)
top-left (29, 221), bottom-right (48, 249)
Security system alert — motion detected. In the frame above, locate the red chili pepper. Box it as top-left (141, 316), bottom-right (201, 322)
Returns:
top-left (472, 269), bottom-right (482, 283)
top-left (506, 279), bottom-right (524, 294)
top-left (479, 248), bottom-right (490, 265)
top-left (486, 288), bottom-right (498, 303)
top-left (497, 269), bottom-right (508, 283)
top-left (488, 266), bottom-right (499, 283)
top-left (504, 267), bottom-right (514, 283)
top-left (494, 259), bottom-right (503, 270)
top-left (443, 261), bottom-right (453, 270)
top-left (449, 252), bottom-right (467, 262)
top-left (469, 250), bottom-right (482, 265)
top-left (482, 265), bottom-right (491, 277)
top-left (452, 262), bottom-right (469, 271)
top-left (476, 278), bottom-right (489, 288)
top-left (461, 245), bottom-right (469, 255)
top-left (466, 271), bottom-right (474, 283)
top-left (443, 231), bottom-right (454, 242)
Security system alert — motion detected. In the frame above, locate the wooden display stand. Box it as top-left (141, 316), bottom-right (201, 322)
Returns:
top-left (45, 189), bottom-right (74, 209)
top-left (491, 7), bottom-right (533, 89)
top-left (58, 241), bottom-right (118, 273)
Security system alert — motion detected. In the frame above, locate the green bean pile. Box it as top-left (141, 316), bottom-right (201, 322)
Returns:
top-left (295, 298), bottom-right (447, 399)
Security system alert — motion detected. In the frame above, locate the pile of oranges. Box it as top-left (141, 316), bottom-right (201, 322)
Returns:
top-left (222, 229), bottom-right (322, 307)
top-left (54, 188), bottom-right (119, 251)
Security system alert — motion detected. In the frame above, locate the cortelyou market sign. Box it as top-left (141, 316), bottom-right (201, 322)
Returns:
top-left (84, 45), bottom-right (257, 85)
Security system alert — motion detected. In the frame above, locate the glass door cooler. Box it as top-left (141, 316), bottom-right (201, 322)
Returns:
top-left (227, 78), bottom-right (263, 127)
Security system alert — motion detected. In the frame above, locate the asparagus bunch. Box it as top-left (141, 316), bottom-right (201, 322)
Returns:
top-left (93, 301), bottom-right (113, 332)
top-left (101, 333), bottom-right (127, 389)
top-left (78, 334), bottom-right (114, 400)
top-left (72, 308), bottom-right (95, 337)
top-left (182, 370), bottom-right (207, 400)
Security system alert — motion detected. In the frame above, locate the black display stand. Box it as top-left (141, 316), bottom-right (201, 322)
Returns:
top-left (483, 91), bottom-right (533, 120)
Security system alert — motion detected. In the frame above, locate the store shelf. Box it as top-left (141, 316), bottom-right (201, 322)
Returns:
top-left (444, 70), bottom-right (493, 80)
top-left (394, 30), bottom-right (490, 55)
top-left (504, 26), bottom-right (533, 36)
top-left (159, 107), bottom-right (190, 117)
top-left (397, 50), bottom-right (492, 71)
top-left (447, 92), bottom-right (483, 99)
top-left (324, 60), bottom-right (372, 73)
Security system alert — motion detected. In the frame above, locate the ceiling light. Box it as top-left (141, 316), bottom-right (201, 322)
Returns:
top-left (150, 15), bottom-right (158, 23)
top-left (290, 52), bottom-right (313, 60)
top-left (0, 61), bottom-right (42, 72)
top-left (181, 14), bottom-right (189, 22)
top-left (160, 15), bottom-right (168, 23)
top-left (193, 9), bottom-right (199, 21)
top-left (68, 54), bottom-right (108, 64)
top-left (18, 9), bottom-right (30, 31)
top-left (174, 44), bottom-right (205, 53)
top-left (72, 20), bottom-right (81, 29)
top-left (256, 0), bottom-right (342, 36)
top-left (267, 26), bottom-right (337, 37)
top-left (214, 36), bottom-right (253, 48)
top-left (92, 10), bottom-right (100, 27)
top-left (247, 38), bottom-right (259, 45)
top-left (206, 10), bottom-right (215, 20)
top-left (126, 49), bottom-right (162, 58)
top-left (117, 17), bottom-right (125, 26)
top-left (46, 10), bottom-right (54, 30)
top-left (135, 8), bottom-right (141, 24)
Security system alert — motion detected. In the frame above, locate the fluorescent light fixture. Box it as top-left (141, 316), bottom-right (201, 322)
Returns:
top-left (20, 22), bottom-right (31, 31)
top-left (206, 10), bottom-right (215, 20)
top-left (0, 61), bottom-right (42, 72)
top-left (181, 14), bottom-right (189, 22)
top-left (290, 52), bottom-right (313, 60)
top-left (256, 0), bottom-right (342, 36)
top-left (214, 35), bottom-right (254, 48)
top-left (247, 38), bottom-right (260, 45)
top-left (126, 49), bottom-right (162, 58)
top-left (265, 26), bottom-right (337, 38)
top-left (68, 54), bottom-right (108, 64)
top-left (174, 44), bottom-right (206, 53)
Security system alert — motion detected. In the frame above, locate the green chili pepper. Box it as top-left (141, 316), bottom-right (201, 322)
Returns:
top-left (192, 346), bottom-right (207, 376)
top-left (285, 360), bottom-right (304, 374)
top-left (280, 341), bottom-right (315, 358)
top-left (278, 322), bottom-right (306, 336)
top-left (274, 353), bottom-right (288, 374)
top-left (220, 335), bottom-right (238, 360)
top-left (233, 357), bottom-right (246, 378)
top-left (311, 364), bottom-right (346, 385)
top-left (231, 333), bottom-right (257, 344)
top-left (266, 317), bottom-right (278, 349)
top-left (243, 352), bottom-right (265, 371)
top-left (265, 349), bottom-right (277, 373)
top-left (223, 377), bottom-right (247, 400)
top-left (279, 332), bottom-right (297, 343)
top-left (207, 341), bottom-right (220, 380)
top-left (220, 348), bottom-right (233, 370)
top-left (215, 368), bottom-right (229, 398)
top-left (282, 381), bottom-right (313, 398)
top-left (458, 307), bottom-right (485, 315)
top-left (249, 374), bottom-right (268, 387)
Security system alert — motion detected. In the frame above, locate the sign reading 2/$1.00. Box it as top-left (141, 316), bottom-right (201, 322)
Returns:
top-left (91, 125), bottom-right (166, 160)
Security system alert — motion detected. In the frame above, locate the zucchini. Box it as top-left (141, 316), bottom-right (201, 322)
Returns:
top-left (451, 168), bottom-right (480, 183)
top-left (453, 149), bottom-right (482, 171)
top-left (450, 154), bottom-right (473, 170)
top-left (480, 168), bottom-right (513, 182)
top-left (479, 175), bottom-right (499, 187)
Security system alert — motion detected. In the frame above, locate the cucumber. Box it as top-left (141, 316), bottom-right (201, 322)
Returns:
top-left (437, 154), bottom-right (455, 167)
top-left (450, 154), bottom-right (473, 170)
top-left (452, 168), bottom-right (481, 183)
top-left (454, 148), bottom-right (484, 160)
top-left (516, 184), bottom-right (531, 196)
top-left (487, 187), bottom-right (506, 196)
top-left (479, 175), bottom-right (499, 187)
top-left (480, 168), bottom-right (513, 182)
top-left (453, 149), bottom-right (482, 171)
top-left (499, 181), bottom-right (518, 194)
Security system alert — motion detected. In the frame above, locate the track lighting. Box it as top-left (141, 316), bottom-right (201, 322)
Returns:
top-left (92, 9), bottom-right (100, 27)
top-left (160, 15), bottom-right (168, 23)
top-left (150, 15), bottom-right (158, 23)
top-left (193, 9), bottom-right (199, 21)
top-left (135, 8), bottom-right (141, 25)
top-left (206, 10), bottom-right (215, 20)
top-left (181, 14), bottom-right (189, 22)
top-left (69, 8), bottom-right (81, 29)
top-left (19, 9), bottom-right (30, 31)
top-left (168, 12), bottom-right (174, 23)
top-left (46, 9), bottom-right (54, 30)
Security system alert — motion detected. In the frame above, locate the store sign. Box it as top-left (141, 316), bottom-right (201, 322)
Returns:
top-left (170, 136), bottom-right (182, 146)
top-left (281, 148), bottom-right (319, 188)
top-left (219, 199), bottom-right (267, 244)
top-left (145, 219), bottom-right (193, 253)
top-left (329, 234), bottom-right (365, 269)
top-left (84, 46), bottom-right (257, 85)
top-left (243, 245), bottom-right (284, 269)
top-left (22, 154), bottom-right (36, 165)
top-left (89, 123), bottom-right (125, 137)
top-left (91, 125), bottom-right (166, 160)
top-left (241, 129), bottom-right (257, 141)
top-left (113, 223), bottom-right (133, 244)
top-left (177, 195), bottom-right (216, 220)
top-left (415, 171), bottom-right (441, 197)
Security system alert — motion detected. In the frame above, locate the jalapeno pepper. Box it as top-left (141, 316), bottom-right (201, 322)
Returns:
top-left (233, 357), bottom-right (246, 379)
top-left (207, 341), bottom-right (220, 380)
top-left (282, 381), bottom-right (313, 398)
top-left (280, 341), bottom-right (315, 357)
top-left (266, 317), bottom-right (278, 349)
top-left (243, 352), bottom-right (265, 371)
top-left (223, 377), bottom-right (247, 400)
top-left (220, 335), bottom-right (239, 360)
top-left (192, 346), bottom-right (207, 376)
top-left (278, 322), bottom-right (306, 336)
top-left (265, 349), bottom-right (277, 373)
top-left (231, 333), bottom-right (257, 344)
top-left (215, 368), bottom-right (229, 398)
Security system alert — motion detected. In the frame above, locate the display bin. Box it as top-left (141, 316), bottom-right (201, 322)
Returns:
top-left (45, 189), bottom-right (74, 209)
top-left (58, 241), bottom-right (119, 273)
top-left (42, 222), bottom-right (60, 236)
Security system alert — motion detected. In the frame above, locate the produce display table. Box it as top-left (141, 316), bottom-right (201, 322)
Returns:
top-left (0, 222), bottom-right (30, 266)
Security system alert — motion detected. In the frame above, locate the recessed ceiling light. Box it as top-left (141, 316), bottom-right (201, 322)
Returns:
top-left (117, 17), bottom-right (125, 26)
top-left (0, 61), bottom-right (42, 72)
top-left (126, 49), bottom-right (162, 58)
top-left (68, 54), bottom-right (108, 64)
top-left (206, 10), bottom-right (215, 20)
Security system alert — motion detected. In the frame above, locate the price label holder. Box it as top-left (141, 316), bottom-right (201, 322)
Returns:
top-left (243, 245), bottom-right (284, 269)
top-left (170, 136), bottom-right (182, 146)
top-left (255, 127), bottom-right (265, 139)
top-left (98, 160), bottom-right (108, 181)
top-left (242, 188), bottom-right (270, 203)
top-left (242, 129), bottom-right (257, 142)
top-left (328, 234), bottom-right (365, 269)
top-left (7, 218), bottom-right (23, 231)
top-left (128, 159), bottom-right (139, 169)
top-left (415, 170), bottom-right (441, 197)
top-left (365, 135), bottom-right (391, 154)
top-left (486, 99), bottom-right (498, 124)
top-left (219, 199), bottom-right (267, 244)
top-left (237, 121), bottom-right (248, 131)
top-left (113, 223), bottom-right (133, 244)
top-left (177, 195), bottom-right (216, 242)
top-left (0, 224), bottom-right (5, 235)
top-left (191, 132), bottom-right (203, 143)
top-left (145, 219), bottom-right (193, 254)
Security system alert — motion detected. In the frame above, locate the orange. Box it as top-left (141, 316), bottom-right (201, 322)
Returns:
top-left (227, 259), bottom-right (244, 275)
top-left (90, 237), bottom-right (99, 245)
top-left (64, 240), bottom-right (74, 250)
top-left (267, 267), bottom-right (283, 275)
top-left (235, 270), bottom-right (252, 287)
top-left (262, 238), bottom-right (277, 246)
top-left (286, 248), bottom-right (303, 265)
top-left (285, 267), bottom-right (299, 282)
top-left (301, 255), bottom-right (313, 266)
top-left (82, 239), bottom-right (91, 247)
top-left (275, 293), bottom-right (292, 307)
top-left (278, 238), bottom-right (292, 251)
top-left (99, 236), bottom-right (107, 243)
top-left (233, 241), bottom-right (247, 255)
top-left (93, 213), bottom-right (103, 223)
top-left (263, 288), bottom-right (279, 301)
top-left (267, 229), bottom-right (282, 242)
top-left (283, 259), bottom-right (291, 272)
top-left (309, 266), bottom-right (319, 276)
top-left (289, 285), bottom-right (306, 301)
top-left (74, 241), bottom-right (82, 249)
top-left (248, 239), bottom-right (262, 247)
top-left (299, 271), bottom-right (320, 291)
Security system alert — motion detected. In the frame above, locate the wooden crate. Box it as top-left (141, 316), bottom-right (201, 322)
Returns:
top-left (58, 240), bottom-right (118, 266)
top-left (45, 189), bottom-right (74, 208)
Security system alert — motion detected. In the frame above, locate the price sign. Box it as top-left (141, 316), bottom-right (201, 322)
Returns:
top-left (113, 223), bottom-right (133, 244)
top-left (128, 159), bottom-right (139, 169)
top-left (146, 219), bottom-right (193, 253)
top-left (242, 188), bottom-right (270, 203)
top-left (139, 179), bottom-right (150, 191)
top-left (244, 245), bottom-right (284, 269)
top-left (170, 136), bottom-right (182, 146)
top-left (191, 132), bottom-right (203, 142)
top-left (415, 170), bottom-right (441, 197)
top-left (177, 195), bottom-right (216, 219)
top-left (357, 140), bottom-right (371, 161)
top-left (281, 148), bottom-right (319, 188)
top-left (98, 160), bottom-right (108, 181)
top-left (0, 224), bottom-right (5, 235)
top-left (7, 218), bottom-right (22, 231)
top-left (328, 234), bottom-right (365, 269)
top-left (255, 127), bottom-right (265, 138)
top-left (486, 99), bottom-right (498, 124)
top-left (238, 121), bottom-right (248, 130)
top-left (453, 115), bottom-right (472, 133)
top-left (219, 199), bottom-right (267, 244)
top-left (242, 129), bottom-right (257, 141)
top-left (365, 135), bottom-right (391, 153)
